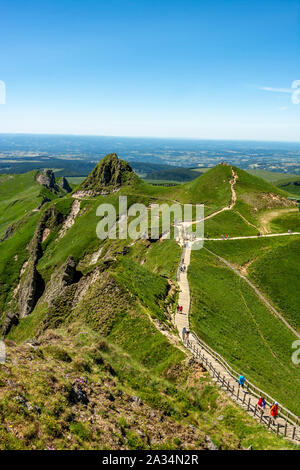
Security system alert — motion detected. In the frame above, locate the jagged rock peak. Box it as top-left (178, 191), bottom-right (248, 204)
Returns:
top-left (80, 153), bottom-right (137, 193)
top-left (36, 169), bottom-right (58, 192)
top-left (59, 176), bottom-right (72, 193)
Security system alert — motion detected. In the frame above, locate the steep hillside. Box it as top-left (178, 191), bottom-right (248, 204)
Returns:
top-left (0, 172), bottom-right (43, 240)
top-left (1, 154), bottom-right (299, 450)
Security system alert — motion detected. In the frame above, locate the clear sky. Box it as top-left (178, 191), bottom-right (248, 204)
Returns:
top-left (0, 0), bottom-right (299, 141)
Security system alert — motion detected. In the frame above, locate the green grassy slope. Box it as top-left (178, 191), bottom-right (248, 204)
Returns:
top-left (0, 172), bottom-right (42, 239)
top-left (189, 248), bottom-right (300, 415)
top-left (2, 325), bottom-right (296, 450)
top-left (248, 238), bottom-right (300, 331)
top-left (205, 236), bottom-right (300, 332)
top-left (204, 210), bottom-right (258, 237)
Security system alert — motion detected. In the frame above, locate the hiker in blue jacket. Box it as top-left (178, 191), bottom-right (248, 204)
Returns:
top-left (238, 375), bottom-right (246, 388)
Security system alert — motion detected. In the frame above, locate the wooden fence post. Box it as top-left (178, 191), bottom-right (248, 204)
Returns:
top-left (292, 426), bottom-right (296, 440)
top-left (260, 409), bottom-right (263, 422)
top-left (247, 397), bottom-right (251, 411)
top-left (277, 423), bottom-right (279, 435)
top-left (284, 422), bottom-right (287, 437)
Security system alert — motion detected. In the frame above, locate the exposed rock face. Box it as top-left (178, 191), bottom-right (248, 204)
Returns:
top-left (59, 199), bottom-right (81, 238)
top-left (42, 255), bottom-right (82, 306)
top-left (0, 221), bottom-right (19, 243)
top-left (59, 177), bottom-right (72, 193)
top-left (17, 207), bottom-right (64, 319)
top-left (18, 261), bottom-right (45, 318)
top-left (75, 153), bottom-right (137, 197)
top-left (36, 170), bottom-right (59, 193)
top-left (2, 311), bottom-right (19, 336)
top-left (37, 196), bottom-right (51, 210)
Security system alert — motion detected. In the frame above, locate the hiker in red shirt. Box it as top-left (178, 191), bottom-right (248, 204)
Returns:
top-left (258, 396), bottom-right (266, 410)
top-left (270, 402), bottom-right (279, 424)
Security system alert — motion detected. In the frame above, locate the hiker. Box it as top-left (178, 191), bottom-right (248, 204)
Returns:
top-left (180, 306), bottom-right (183, 313)
top-left (185, 329), bottom-right (190, 341)
top-left (270, 402), bottom-right (279, 424)
top-left (182, 327), bottom-right (187, 341)
top-left (238, 375), bottom-right (246, 388)
top-left (258, 396), bottom-right (266, 410)
top-left (177, 304), bottom-right (180, 312)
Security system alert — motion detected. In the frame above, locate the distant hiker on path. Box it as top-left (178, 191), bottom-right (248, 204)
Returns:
top-left (238, 375), bottom-right (246, 388)
top-left (270, 402), bottom-right (279, 424)
top-left (182, 327), bottom-right (187, 341)
top-left (258, 396), bottom-right (266, 410)
top-left (185, 329), bottom-right (190, 341)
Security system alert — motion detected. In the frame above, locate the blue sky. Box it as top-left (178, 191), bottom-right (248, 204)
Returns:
top-left (0, 0), bottom-right (299, 141)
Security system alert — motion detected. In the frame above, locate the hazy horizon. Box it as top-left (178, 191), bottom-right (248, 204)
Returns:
top-left (1, 132), bottom-right (300, 146)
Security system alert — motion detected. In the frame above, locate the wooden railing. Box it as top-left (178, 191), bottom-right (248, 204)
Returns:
top-left (184, 335), bottom-right (299, 439)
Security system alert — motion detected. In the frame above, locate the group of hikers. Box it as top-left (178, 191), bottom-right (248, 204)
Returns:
top-left (180, 264), bottom-right (187, 273)
top-left (238, 375), bottom-right (279, 424)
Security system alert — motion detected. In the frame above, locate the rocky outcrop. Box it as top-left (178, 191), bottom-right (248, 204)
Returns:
top-left (59, 200), bottom-right (81, 238)
top-left (59, 177), bottom-right (72, 193)
top-left (18, 260), bottom-right (45, 318)
top-left (73, 154), bottom-right (138, 197)
top-left (36, 170), bottom-right (59, 193)
top-left (2, 311), bottom-right (19, 336)
top-left (42, 255), bottom-right (82, 306)
top-left (0, 221), bottom-right (20, 243)
top-left (37, 196), bottom-right (51, 210)
top-left (17, 207), bottom-right (64, 319)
